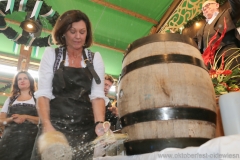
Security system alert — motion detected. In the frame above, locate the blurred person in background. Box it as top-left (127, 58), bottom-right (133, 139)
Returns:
top-left (0, 71), bottom-right (39, 160)
top-left (104, 74), bottom-right (121, 130)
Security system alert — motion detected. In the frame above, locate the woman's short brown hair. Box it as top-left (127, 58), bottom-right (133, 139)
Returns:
top-left (52, 10), bottom-right (93, 48)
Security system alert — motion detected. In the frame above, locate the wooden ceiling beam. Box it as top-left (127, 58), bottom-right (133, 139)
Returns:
top-left (0, 92), bottom-right (10, 97)
top-left (91, 0), bottom-right (158, 25)
top-left (0, 54), bottom-right (39, 66)
top-left (17, 45), bottom-right (32, 71)
top-left (0, 54), bottom-right (39, 71)
top-left (149, 0), bottom-right (182, 34)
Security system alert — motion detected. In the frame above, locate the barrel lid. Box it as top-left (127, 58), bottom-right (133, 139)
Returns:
top-left (124, 33), bottom-right (198, 58)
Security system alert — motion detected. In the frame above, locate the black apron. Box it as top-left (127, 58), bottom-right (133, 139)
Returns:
top-left (0, 101), bottom-right (38, 160)
top-left (31, 49), bottom-right (97, 160)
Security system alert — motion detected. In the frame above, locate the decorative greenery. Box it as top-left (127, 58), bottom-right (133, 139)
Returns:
top-left (0, 0), bottom-right (59, 47)
top-left (184, 0), bottom-right (229, 28)
top-left (184, 13), bottom-right (205, 28)
top-left (210, 52), bottom-right (240, 95)
top-left (0, 83), bottom-right (11, 92)
top-left (216, 0), bottom-right (228, 6)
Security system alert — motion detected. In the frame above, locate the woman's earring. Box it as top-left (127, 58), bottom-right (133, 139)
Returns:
top-left (62, 35), bottom-right (65, 38)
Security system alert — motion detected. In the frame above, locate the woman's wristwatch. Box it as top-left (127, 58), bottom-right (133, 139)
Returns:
top-left (3, 117), bottom-right (13, 126)
top-left (95, 121), bottom-right (104, 127)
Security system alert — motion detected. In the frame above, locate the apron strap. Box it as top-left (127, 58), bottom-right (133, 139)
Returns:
top-left (82, 49), bottom-right (101, 84)
top-left (87, 49), bottom-right (94, 63)
top-left (7, 95), bottom-right (19, 114)
top-left (53, 46), bottom-right (67, 73)
top-left (54, 46), bottom-right (67, 88)
top-left (9, 95), bottom-right (19, 107)
top-left (59, 47), bottom-right (66, 69)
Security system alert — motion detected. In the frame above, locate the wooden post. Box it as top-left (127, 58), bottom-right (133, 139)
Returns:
top-left (17, 45), bottom-right (32, 71)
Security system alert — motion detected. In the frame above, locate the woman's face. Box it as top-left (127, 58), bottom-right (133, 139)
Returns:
top-left (65, 20), bottom-right (87, 50)
top-left (17, 73), bottom-right (30, 91)
top-left (104, 79), bottom-right (113, 96)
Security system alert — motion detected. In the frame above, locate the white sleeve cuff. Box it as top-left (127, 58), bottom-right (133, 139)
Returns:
top-left (1, 97), bottom-right (10, 113)
top-left (34, 89), bottom-right (54, 99)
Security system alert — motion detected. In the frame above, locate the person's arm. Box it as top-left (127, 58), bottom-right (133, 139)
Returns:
top-left (92, 98), bottom-right (105, 123)
top-left (89, 51), bottom-right (106, 120)
top-left (11, 114), bottom-right (39, 125)
top-left (37, 97), bottom-right (55, 132)
top-left (34, 47), bottom-right (56, 132)
top-left (88, 51), bottom-right (108, 136)
top-left (108, 106), bottom-right (119, 117)
top-left (26, 115), bottom-right (39, 124)
top-left (0, 112), bottom-right (13, 125)
top-left (0, 98), bottom-right (14, 125)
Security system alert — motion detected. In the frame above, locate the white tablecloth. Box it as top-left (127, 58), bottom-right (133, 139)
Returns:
top-left (94, 134), bottom-right (240, 160)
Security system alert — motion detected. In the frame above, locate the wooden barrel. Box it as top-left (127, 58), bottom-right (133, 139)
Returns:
top-left (117, 33), bottom-right (216, 155)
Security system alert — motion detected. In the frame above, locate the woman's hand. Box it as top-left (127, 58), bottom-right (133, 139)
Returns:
top-left (108, 106), bottom-right (118, 117)
top-left (11, 114), bottom-right (27, 124)
top-left (95, 121), bottom-right (111, 136)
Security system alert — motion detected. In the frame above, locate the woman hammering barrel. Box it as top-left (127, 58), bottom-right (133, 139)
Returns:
top-left (30, 9), bottom-right (110, 160)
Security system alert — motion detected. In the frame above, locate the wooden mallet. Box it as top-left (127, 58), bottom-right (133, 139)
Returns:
top-left (38, 131), bottom-right (72, 160)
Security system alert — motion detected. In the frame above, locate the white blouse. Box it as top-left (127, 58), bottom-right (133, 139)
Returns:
top-left (1, 97), bottom-right (35, 113)
top-left (34, 47), bottom-right (106, 101)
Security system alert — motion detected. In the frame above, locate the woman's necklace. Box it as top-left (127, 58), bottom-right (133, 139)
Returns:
top-left (68, 52), bottom-right (82, 67)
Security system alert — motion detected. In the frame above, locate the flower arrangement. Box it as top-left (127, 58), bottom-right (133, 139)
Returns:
top-left (202, 18), bottom-right (240, 95)
top-left (210, 51), bottom-right (240, 95)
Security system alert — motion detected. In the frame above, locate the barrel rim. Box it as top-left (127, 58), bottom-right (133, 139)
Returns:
top-left (124, 138), bottom-right (210, 155)
top-left (119, 106), bottom-right (217, 127)
top-left (119, 53), bottom-right (207, 81)
top-left (123, 33), bottom-right (198, 59)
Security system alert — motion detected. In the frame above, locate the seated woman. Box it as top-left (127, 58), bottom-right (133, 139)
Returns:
top-left (0, 71), bottom-right (39, 160)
